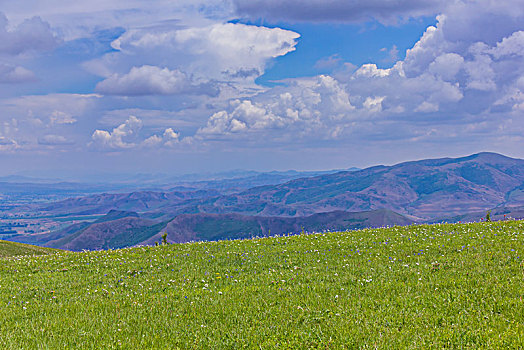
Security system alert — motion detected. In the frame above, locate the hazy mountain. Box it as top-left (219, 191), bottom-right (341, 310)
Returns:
top-left (159, 152), bottom-right (524, 220)
top-left (26, 190), bottom-right (220, 216)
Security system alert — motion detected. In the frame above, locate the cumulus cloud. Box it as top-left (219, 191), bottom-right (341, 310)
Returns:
top-left (0, 63), bottom-right (36, 83)
top-left (90, 116), bottom-right (182, 150)
top-left (89, 22), bottom-right (299, 90)
top-left (232, 0), bottom-right (451, 24)
top-left (91, 116), bottom-right (143, 150)
top-left (143, 128), bottom-right (180, 148)
top-left (95, 65), bottom-right (218, 96)
top-left (194, 0), bottom-right (524, 146)
top-left (0, 12), bottom-right (59, 55)
top-left (197, 75), bottom-right (354, 138)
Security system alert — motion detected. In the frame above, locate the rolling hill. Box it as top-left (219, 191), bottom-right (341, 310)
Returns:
top-left (40, 209), bottom-right (413, 250)
top-left (5, 152), bottom-right (524, 250)
top-left (0, 240), bottom-right (58, 257)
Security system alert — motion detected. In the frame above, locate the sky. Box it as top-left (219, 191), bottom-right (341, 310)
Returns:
top-left (0, 0), bottom-right (523, 179)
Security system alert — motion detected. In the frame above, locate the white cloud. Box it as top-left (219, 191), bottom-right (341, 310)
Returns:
top-left (95, 65), bottom-right (218, 96)
top-left (354, 64), bottom-right (393, 78)
top-left (491, 30), bottom-right (524, 58)
top-left (143, 128), bottom-right (180, 148)
top-left (89, 22), bottom-right (299, 92)
top-left (91, 116), bottom-right (182, 150)
top-left (428, 53), bottom-right (464, 81)
top-left (363, 96), bottom-right (385, 113)
top-left (193, 0), bottom-right (524, 147)
top-left (91, 115), bottom-right (143, 150)
top-left (197, 75), bottom-right (355, 139)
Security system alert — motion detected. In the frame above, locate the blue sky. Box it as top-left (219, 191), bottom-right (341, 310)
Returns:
top-left (0, 0), bottom-right (523, 180)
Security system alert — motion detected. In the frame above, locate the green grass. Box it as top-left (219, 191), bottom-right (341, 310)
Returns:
top-left (1, 221), bottom-right (524, 348)
top-left (0, 240), bottom-right (59, 258)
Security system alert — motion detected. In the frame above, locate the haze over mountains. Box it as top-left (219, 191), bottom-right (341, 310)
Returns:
top-left (4, 152), bottom-right (524, 250)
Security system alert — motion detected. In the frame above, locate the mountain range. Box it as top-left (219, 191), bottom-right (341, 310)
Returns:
top-left (5, 152), bottom-right (524, 250)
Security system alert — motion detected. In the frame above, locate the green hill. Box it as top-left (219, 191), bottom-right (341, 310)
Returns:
top-left (0, 240), bottom-right (58, 258)
top-left (0, 221), bottom-right (523, 348)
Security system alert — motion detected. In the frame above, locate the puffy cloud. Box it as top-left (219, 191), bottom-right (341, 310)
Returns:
top-left (90, 22), bottom-right (299, 89)
top-left (90, 116), bottom-right (182, 150)
top-left (232, 0), bottom-right (451, 23)
top-left (0, 63), bottom-right (36, 83)
top-left (143, 128), bottom-right (180, 148)
top-left (428, 53), bottom-right (464, 81)
top-left (194, 0), bottom-right (524, 148)
top-left (0, 12), bottom-right (59, 55)
top-left (363, 96), bottom-right (385, 113)
top-left (491, 30), bottom-right (524, 58)
top-left (91, 116), bottom-right (143, 150)
top-left (95, 65), bottom-right (218, 96)
top-left (197, 75), bottom-right (355, 138)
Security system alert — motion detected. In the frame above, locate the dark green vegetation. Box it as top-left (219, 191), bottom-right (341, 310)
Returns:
top-left (1, 221), bottom-right (523, 348)
top-left (0, 240), bottom-right (57, 258)
top-left (38, 209), bottom-right (413, 250)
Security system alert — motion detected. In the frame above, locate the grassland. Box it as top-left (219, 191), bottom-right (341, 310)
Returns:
top-left (0, 240), bottom-right (58, 258)
top-left (1, 221), bottom-right (524, 348)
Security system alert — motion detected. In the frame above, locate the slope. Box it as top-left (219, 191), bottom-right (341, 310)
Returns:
top-left (0, 240), bottom-right (59, 257)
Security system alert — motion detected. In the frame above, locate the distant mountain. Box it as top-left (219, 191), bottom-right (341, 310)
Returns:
top-left (12, 168), bottom-right (353, 215)
top-left (26, 190), bottom-right (220, 216)
top-left (158, 152), bottom-right (524, 220)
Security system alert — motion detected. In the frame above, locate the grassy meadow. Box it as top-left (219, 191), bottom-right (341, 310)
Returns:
top-left (0, 240), bottom-right (58, 258)
top-left (1, 221), bottom-right (524, 348)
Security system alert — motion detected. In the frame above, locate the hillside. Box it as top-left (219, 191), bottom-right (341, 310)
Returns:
top-left (0, 221), bottom-right (523, 348)
top-left (40, 209), bottom-right (413, 250)
top-left (45, 216), bottom-right (167, 251)
top-left (0, 240), bottom-right (58, 257)
top-left (146, 209), bottom-right (413, 244)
